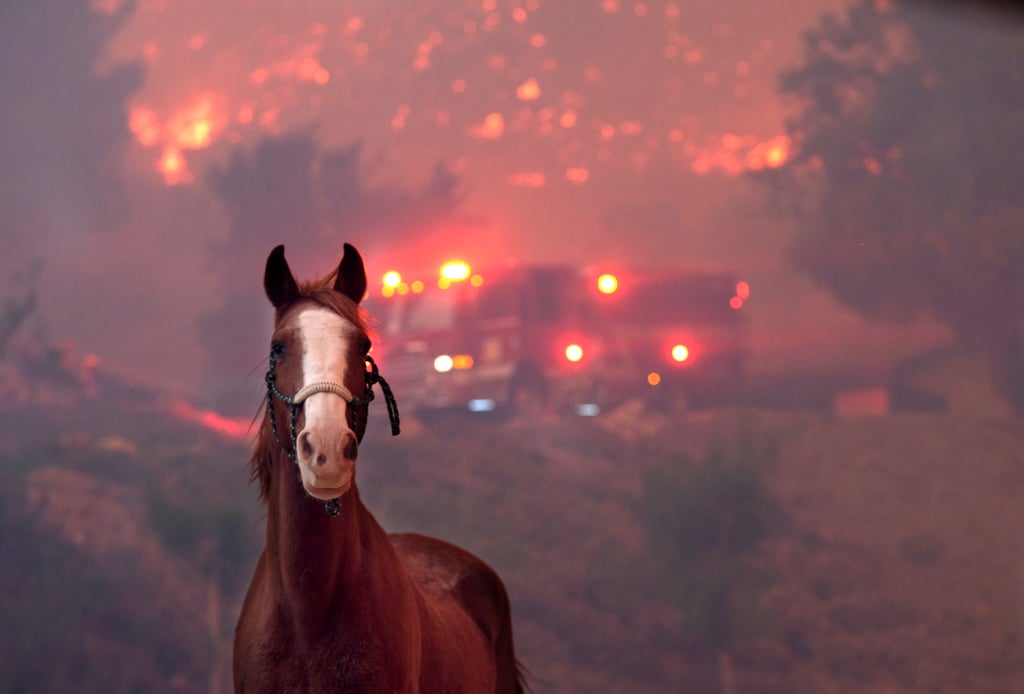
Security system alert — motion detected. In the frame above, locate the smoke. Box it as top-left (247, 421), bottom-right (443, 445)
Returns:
top-left (1, 0), bottom-right (140, 265)
top-left (198, 131), bottom-right (468, 413)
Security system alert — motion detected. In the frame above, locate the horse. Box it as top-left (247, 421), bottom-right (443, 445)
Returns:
top-left (233, 244), bottom-right (526, 693)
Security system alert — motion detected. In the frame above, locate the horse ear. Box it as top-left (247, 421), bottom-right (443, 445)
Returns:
top-left (333, 243), bottom-right (367, 305)
top-left (264, 245), bottom-right (300, 309)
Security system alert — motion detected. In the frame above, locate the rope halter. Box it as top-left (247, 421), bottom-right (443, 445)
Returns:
top-left (264, 350), bottom-right (400, 516)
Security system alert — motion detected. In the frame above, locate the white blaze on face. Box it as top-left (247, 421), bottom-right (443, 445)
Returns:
top-left (294, 306), bottom-right (360, 497)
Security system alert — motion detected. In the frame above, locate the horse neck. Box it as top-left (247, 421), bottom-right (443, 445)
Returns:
top-left (263, 448), bottom-right (407, 634)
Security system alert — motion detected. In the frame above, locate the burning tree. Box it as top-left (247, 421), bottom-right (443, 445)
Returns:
top-left (756, 1), bottom-right (1024, 411)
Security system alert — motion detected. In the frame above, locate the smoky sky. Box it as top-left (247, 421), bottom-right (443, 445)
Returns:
top-left (6, 0), bottom-right (1002, 403)
top-left (199, 131), bottom-right (469, 411)
top-left (1, 1), bottom-right (138, 274)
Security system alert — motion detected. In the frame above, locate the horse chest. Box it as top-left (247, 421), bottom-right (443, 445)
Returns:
top-left (241, 630), bottom-right (415, 694)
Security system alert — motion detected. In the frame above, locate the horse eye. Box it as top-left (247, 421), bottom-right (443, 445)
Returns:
top-left (271, 341), bottom-right (286, 357)
top-left (361, 338), bottom-right (372, 355)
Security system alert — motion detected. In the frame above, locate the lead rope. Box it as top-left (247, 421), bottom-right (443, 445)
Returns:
top-left (365, 355), bottom-right (401, 436)
top-left (265, 350), bottom-right (400, 517)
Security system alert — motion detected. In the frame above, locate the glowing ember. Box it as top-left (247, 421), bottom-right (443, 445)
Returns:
top-left (157, 146), bottom-right (192, 185)
top-left (129, 107), bottom-right (160, 146)
top-left (170, 94), bottom-right (222, 149)
top-left (107, 0), bottom-right (809, 191)
top-left (565, 167), bottom-right (589, 184)
top-left (469, 112), bottom-right (505, 139)
top-left (516, 78), bottom-right (541, 101)
top-left (746, 135), bottom-right (791, 170)
top-left (391, 104), bottom-right (410, 131)
top-left (509, 172), bottom-right (547, 187)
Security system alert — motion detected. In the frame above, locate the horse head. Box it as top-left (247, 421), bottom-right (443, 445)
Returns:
top-left (262, 243), bottom-right (377, 504)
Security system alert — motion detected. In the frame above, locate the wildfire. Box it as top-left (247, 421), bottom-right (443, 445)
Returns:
top-left (468, 112), bottom-right (506, 140)
top-left (746, 135), bottom-right (791, 170)
top-left (129, 93), bottom-right (226, 184)
top-left (157, 146), bottom-right (191, 185)
top-left (107, 0), bottom-right (799, 188)
top-left (565, 167), bottom-right (590, 184)
top-left (688, 133), bottom-right (791, 175)
top-left (509, 172), bottom-right (547, 187)
top-left (516, 78), bottom-right (541, 101)
top-left (169, 399), bottom-right (252, 440)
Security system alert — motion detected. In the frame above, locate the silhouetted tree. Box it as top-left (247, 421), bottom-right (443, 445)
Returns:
top-left (0, 261), bottom-right (40, 357)
top-left (756, 1), bottom-right (1024, 410)
top-left (642, 431), bottom-right (784, 693)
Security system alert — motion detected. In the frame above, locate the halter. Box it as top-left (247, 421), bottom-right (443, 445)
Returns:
top-left (265, 350), bottom-right (400, 516)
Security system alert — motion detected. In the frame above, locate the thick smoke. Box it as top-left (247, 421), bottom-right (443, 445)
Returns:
top-left (199, 132), bottom-right (466, 413)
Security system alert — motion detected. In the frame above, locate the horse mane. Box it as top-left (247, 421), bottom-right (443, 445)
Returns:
top-left (249, 270), bottom-right (375, 503)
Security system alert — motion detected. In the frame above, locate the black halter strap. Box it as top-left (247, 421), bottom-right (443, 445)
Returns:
top-left (264, 351), bottom-right (400, 516)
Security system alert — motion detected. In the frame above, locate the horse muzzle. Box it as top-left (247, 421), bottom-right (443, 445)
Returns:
top-left (295, 417), bottom-right (358, 501)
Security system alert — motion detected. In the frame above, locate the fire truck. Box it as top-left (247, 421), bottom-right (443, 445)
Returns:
top-left (365, 259), bottom-right (750, 415)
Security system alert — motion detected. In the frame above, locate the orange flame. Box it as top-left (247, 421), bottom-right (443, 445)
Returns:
top-left (468, 112), bottom-right (505, 139)
top-left (169, 399), bottom-right (252, 439)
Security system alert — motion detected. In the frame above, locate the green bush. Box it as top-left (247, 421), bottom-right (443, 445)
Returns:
top-left (641, 428), bottom-right (785, 651)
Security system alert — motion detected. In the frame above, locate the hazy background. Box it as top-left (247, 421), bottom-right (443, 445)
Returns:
top-left (3, 0), bottom-right (960, 406)
top-left (1, 1), bottom-right (1022, 692)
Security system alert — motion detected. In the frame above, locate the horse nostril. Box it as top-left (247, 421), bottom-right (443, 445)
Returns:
top-left (343, 434), bottom-right (358, 461)
top-left (298, 432), bottom-right (315, 460)
top-left (316, 453), bottom-right (327, 465)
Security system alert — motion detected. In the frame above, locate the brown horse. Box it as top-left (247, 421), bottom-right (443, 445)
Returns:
top-left (233, 244), bottom-right (526, 693)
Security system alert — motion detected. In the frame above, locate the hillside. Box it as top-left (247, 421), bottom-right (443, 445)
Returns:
top-left (1, 395), bottom-right (1021, 692)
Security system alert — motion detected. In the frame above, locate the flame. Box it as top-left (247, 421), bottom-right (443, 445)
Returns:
top-left (170, 93), bottom-right (223, 150)
top-left (129, 107), bottom-right (161, 146)
top-left (565, 167), bottom-right (589, 184)
top-left (688, 133), bottom-right (791, 175)
top-left (111, 1), bottom-right (800, 191)
top-left (516, 78), bottom-right (541, 101)
top-left (391, 104), bottom-right (410, 131)
top-left (509, 172), bottom-right (546, 187)
top-left (468, 112), bottom-right (505, 139)
top-left (414, 31), bottom-right (444, 72)
top-left (157, 146), bottom-right (192, 185)
top-left (169, 398), bottom-right (252, 439)
top-left (746, 135), bottom-right (791, 170)
top-left (130, 93), bottom-right (228, 184)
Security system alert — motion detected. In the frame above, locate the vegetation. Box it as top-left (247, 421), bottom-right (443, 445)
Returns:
top-left (642, 429), bottom-right (786, 693)
top-left (756, 1), bottom-right (1024, 411)
top-left (1, 401), bottom-right (1021, 692)
top-left (0, 494), bottom-right (211, 692)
